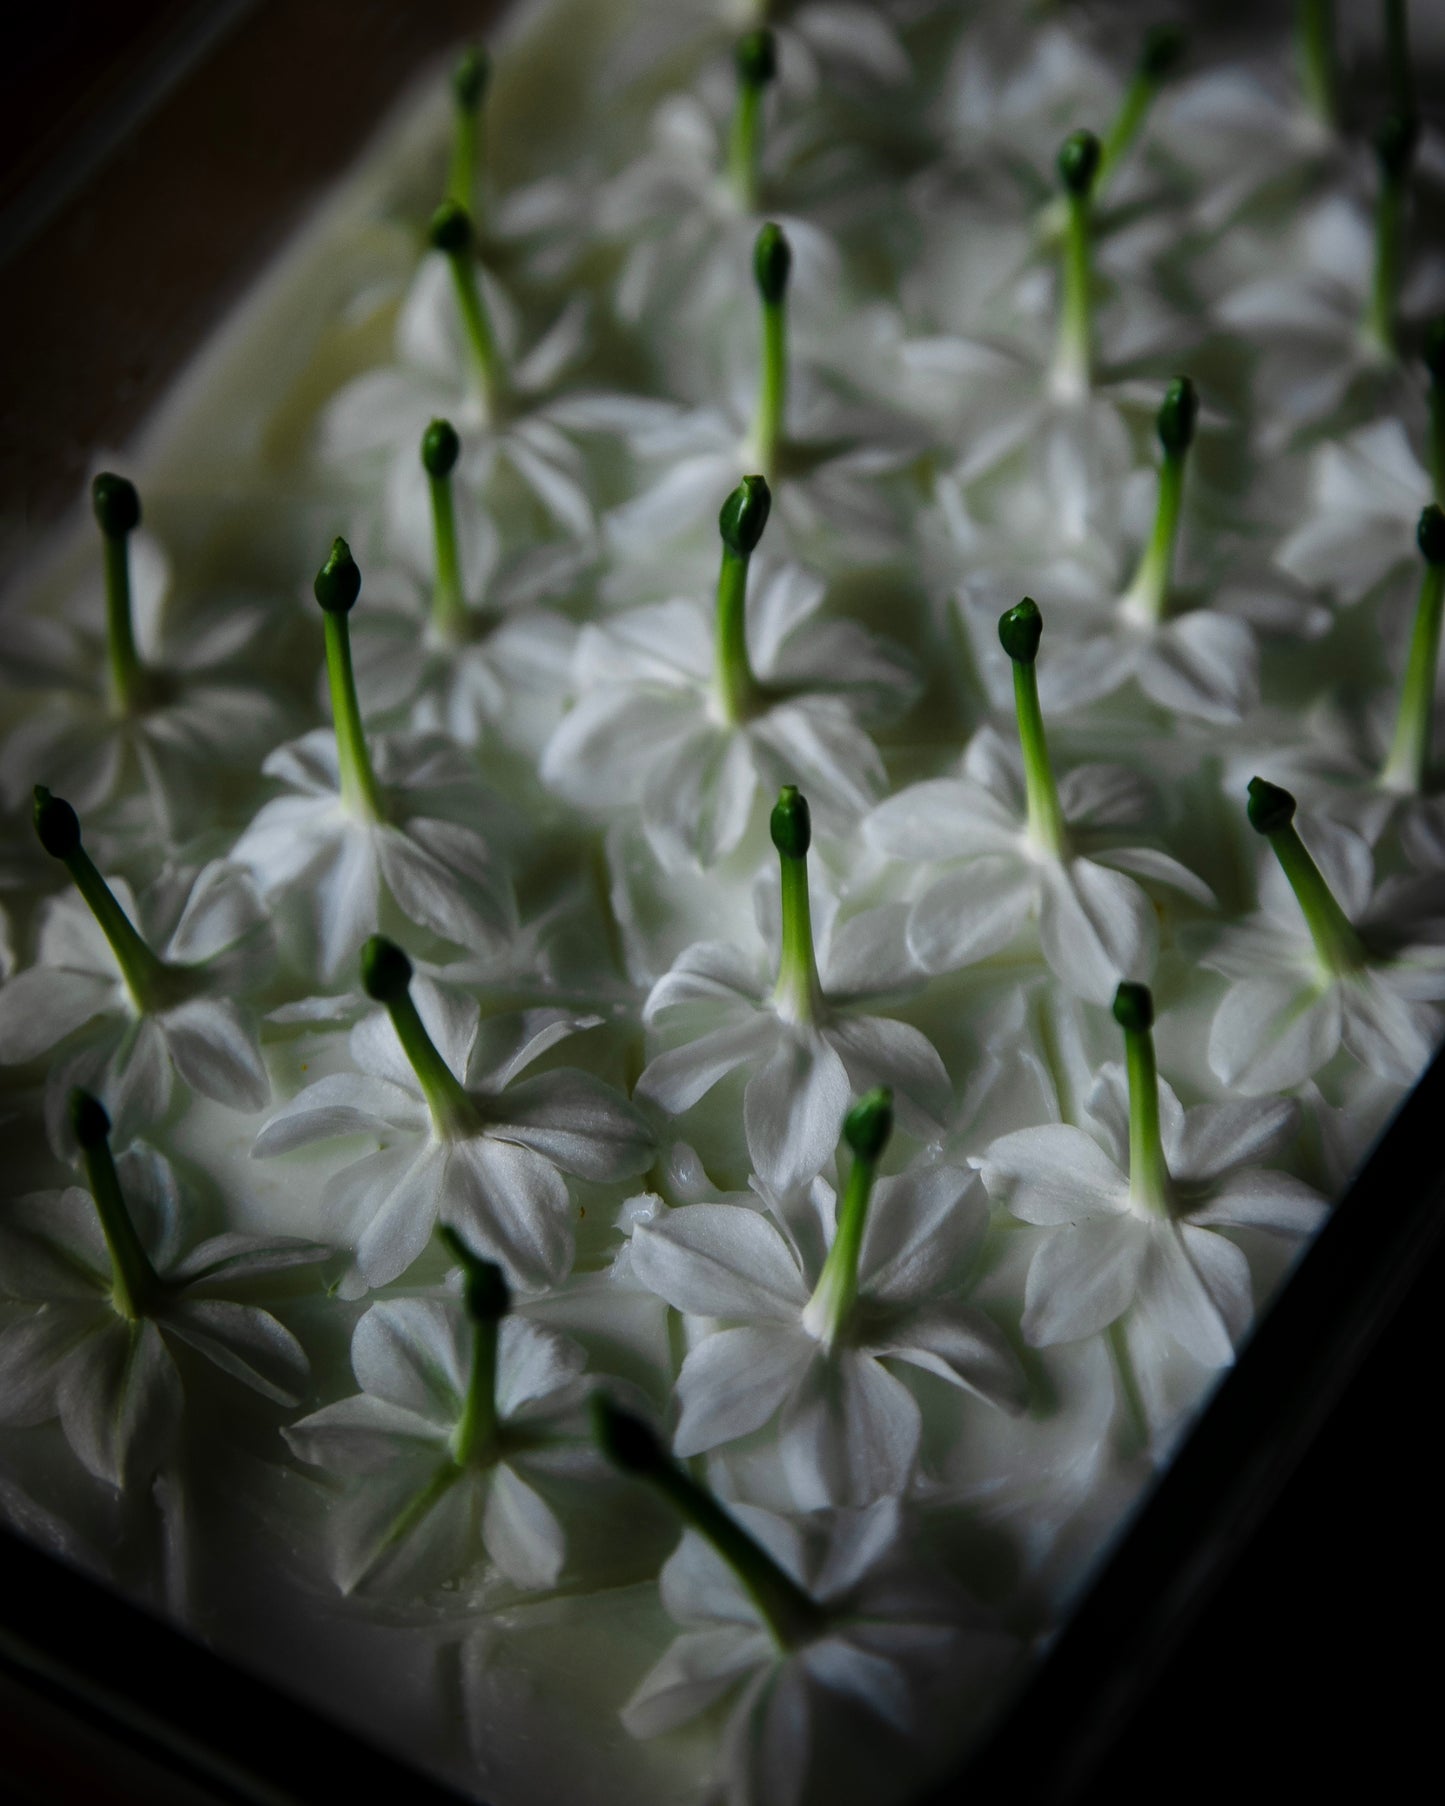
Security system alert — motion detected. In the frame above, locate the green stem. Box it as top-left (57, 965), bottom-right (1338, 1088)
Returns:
top-left (429, 469), bottom-right (469, 643)
top-left (103, 534), bottom-right (143, 714)
top-left (801, 1145), bottom-right (879, 1349)
top-left (1052, 194), bottom-right (1092, 399)
top-left (1385, 0), bottom-right (1413, 118)
top-left (648, 1457), bottom-right (823, 1648)
top-left (444, 251), bottom-right (503, 415)
top-left (1381, 563), bottom-right (1445, 792)
top-left (80, 1131), bottom-right (162, 1321)
top-left (1430, 381), bottom-right (1445, 506)
top-left (774, 850), bottom-right (822, 1027)
top-left (383, 990), bottom-right (478, 1138)
top-left (1013, 660), bottom-right (1068, 857)
top-left (754, 297), bottom-right (787, 485)
top-left (1266, 824), bottom-right (1367, 975)
top-left (1366, 168), bottom-right (1406, 359)
top-left (451, 1313), bottom-right (500, 1466)
top-left (1097, 73), bottom-right (1152, 199)
top-left (323, 611), bottom-right (385, 823)
top-left (1121, 450), bottom-right (1185, 624)
top-left (729, 83), bottom-right (764, 212)
top-left (64, 846), bottom-right (168, 1010)
top-left (714, 546), bottom-right (758, 724)
top-left (450, 108), bottom-right (479, 218)
top-left (1296, 0), bottom-right (1336, 126)
top-left (1122, 1021), bottom-right (1172, 1216)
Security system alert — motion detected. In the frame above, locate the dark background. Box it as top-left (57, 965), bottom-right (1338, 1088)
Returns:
top-left (0, 3), bottom-right (1441, 1801)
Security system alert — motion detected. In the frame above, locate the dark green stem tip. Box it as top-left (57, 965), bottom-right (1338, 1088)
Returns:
top-left (1246, 776), bottom-right (1297, 836)
top-left (754, 222), bottom-right (792, 305)
top-left (439, 1227), bottom-right (510, 1321)
top-left (360, 934), bottom-right (413, 1004)
top-left (70, 1088), bottom-right (112, 1150)
top-left (719, 474), bottom-right (772, 556)
top-left (91, 472), bottom-right (141, 538)
top-left (315, 537), bottom-right (362, 614)
top-left (1139, 23), bottom-right (1186, 79)
top-left (422, 418), bottom-right (462, 479)
top-left (1423, 316), bottom-right (1445, 382)
top-left (1057, 129), bottom-right (1102, 199)
top-left (770, 785), bottom-right (811, 859)
top-left (1418, 504), bottom-right (1445, 565)
top-left (591, 1394), bottom-right (665, 1475)
top-left (1112, 981), bottom-right (1154, 1033)
top-left (844, 1086), bottom-right (893, 1161)
top-left (1375, 112), bottom-right (1420, 180)
top-left (453, 47), bottom-right (491, 111)
top-left (999, 597), bottom-right (1043, 665)
top-left (429, 200), bottom-right (475, 256)
top-left (735, 28), bottom-right (777, 87)
top-left (1157, 376), bottom-right (1199, 455)
top-left (33, 785), bottom-right (81, 859)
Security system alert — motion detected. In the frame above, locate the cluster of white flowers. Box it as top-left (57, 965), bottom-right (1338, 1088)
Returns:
top-left (1, 2), bottom-right (1442, 1802)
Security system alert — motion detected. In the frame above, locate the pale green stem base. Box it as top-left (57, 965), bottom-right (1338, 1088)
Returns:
top-left (773, 852), bottom-right (823, 1028)
top-left (450, 110), bottom-right (480, 218)
top-left (446, 253), bottom-right (503, 416)
top-left (324, 612), bottom-right (385, 822)
top-left (1120, 452), bottom-right (1184, 625)
top-left (104, 535), bottom-right (143, 714)
top-left (714, 546), bottom-right (757, 724)
top-left (429, 472), bottom-right (470, 643)
top-left (1268, 824), bottom-right (1367, 975)
top-left (82, 1136), bottom-right (161, 1321)
top-left (386, 990), bottom-right (478, 1139)
top-left (1013, 662), bottom-right (1068, 857)
top-left (1381, 566), bottom-right (1445, 793)
top-left (66, 847), bottom-right (168, 1012)
top-left (753, 299), bottom-right (787, 485)
top-left (451, 1315), bottom-right (500, 1466)
top-left (1050, 196), bottom-right (1092, 401)
top-left (802, 1151), bottom-right (877, 1348)
top-left (729, 85), bottom-right (763, 212)
top-left (1123, 1025), bottom-right (1172, 1216)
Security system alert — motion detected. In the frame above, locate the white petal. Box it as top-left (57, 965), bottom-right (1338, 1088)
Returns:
top-left (1189, 1170), bottom-right (1328, 1236)
top-left (865, 780), bottom-right (1018, 863)
top-left (354, 1142), bottom-right (448, 1290)
top-left (0, 968), bottom-right (116, 1062)
top-left (1208, 976), bottom-right (1341, 1094)
top-left (252, 1073), bottom-right (421, 1155)
top-left (629, 1205), bottom-right (809, 1321)
top-left (637, 1015), bottom-right (775, 1116)
top-left (482, 1462), bottom-right (567, 1589)
top-left (1021, 1218), bottom-right (1146, 1346)
top-left (906, 858), bottom-right (1035, 973)
top-left (1173, 1096), bottom-right (1300, 1180)
top-left (485, 1069), bottom-right (654, 1182)
top-left (56, 1319), bottom-right (182, 1487)
top-left (980, 1125), bottom-right (1129, 1224)
top-left (161, 1298), bottom-right (309, 1404)
top-left (159, 997), bottom-right (269, 1111)
top-left (495, 1316), bottom-right (587, 1419)
top-left (858, 1165), bottom-right (986, 1301)
top-left (780, 1349), bottom-right (921, 1508)
top-left (824, 1014), bottom-right (951, 1132)
top-left (351, 1296), bottom-right (466, 1423)
top-left (744, 1029), bottom-right (853, 1195)
top-left (1138, 1225), bottom-right (1242, 1366)
top-left (621, 1628), bottom-right (766, 1739)
top-left (673, 1324), bottom-right (810, 1455)
top-left (444, 1136), bottom-right (574, 1292)
top-left (877, 1302), bottom-right (1028, 1412)
top-left (1136, 613), bottom-right (1258, 723)
top-left (1037, 856), bottom-right (1157, 1004)
top-left (285, 1393), bottom-right (446, 1473)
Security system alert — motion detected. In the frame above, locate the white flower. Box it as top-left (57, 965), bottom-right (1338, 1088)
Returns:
top-left (1198, 806), bottom-right (1445, 1093)
top-left (0, 532), bottom-right (290, 843)
top-left (0, 1138), bottom-right (323, 1489)
top-left (316, 254), bottom-right (596, 542)
top-left (542, 560), bottom-right (914, 867)
top-left (0, 854), bottom-right (272, 1152)
top-left (1275, 417), bottom-right (1432, 604)
top-left (253, 969), bottom-right (653, 1295)
top-left (348, 523), bottom-right (581, 753)
top-left (637, 804), bottom-right (949, 1194)
top-left (981, 1066), bottom-right (1326, 1360)
top-left (629, 1159), bottom-right (1024, 1507)
top-left (864, 725), bottom-right (1210, 1003)
top-left (284, 1293), bottom-right (600, 1594)
top-left (622, 1491), bottom-right (1010, 1806)
top-left (230, 727), bottom-right (515, 982)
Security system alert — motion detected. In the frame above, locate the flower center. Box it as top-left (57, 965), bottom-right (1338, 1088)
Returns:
top-left (801, 1088), bottom-right (893, 1349)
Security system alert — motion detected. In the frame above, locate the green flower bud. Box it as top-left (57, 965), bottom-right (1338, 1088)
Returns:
top-left (1246, 777), bottom-right (1297, 836)
top-left (429, 200), bottom-right (475, 256)
top-left (1112, 981), bottom-right (1154, 1033)
top-left (1157, 376), bottom-right (1199, 456)
top-left (719, 474), bottom-right (772, 556)
top-left (735, 28), bottom-right (777, 87)
top-left (754, 222), bottom-right (792, 305)
top-left (33, 785), bottom-right (81, 859)
top-left (421, 418), bottom-right (462, 479)
top-left (999, 597), bottom-right (1043, 665)
top-left (1139, 23), bottom-right (1186, 80)
top-left (70, 1088), bottom-right (112, 1150)
top-left (314, 537), bottom-right (362, 614)
top-left (1375, 111), bottom-right (1420, 181)
top-left (91, 472), bottom-right (140, 538)
top-left (591, 1395), bottom-right (665, 1475)
top-left (843, 1087), bottom-right (893, 1161)
top-left (1418, 503), bottom-right (1445, 565)
top-left (1057, 129), bottom-right (1101, 199)
top-left (770, 785), bottom-right (811, 859)
top-left (360, 934), bottom-right (413, 1004)
top-left (453, 47), bottom-right (490, 112)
